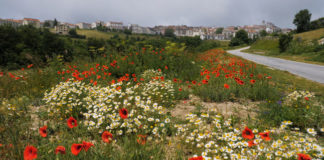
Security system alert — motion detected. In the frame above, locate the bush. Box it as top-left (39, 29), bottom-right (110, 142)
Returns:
top-left (278, 33), bottom-right (293, 52)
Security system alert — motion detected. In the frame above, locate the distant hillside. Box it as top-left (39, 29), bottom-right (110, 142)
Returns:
top-left (247, 38), bottom-right (279, 54)
top-left (294, 28), bottom-right (324, 41)
top-left (76, 29), bottom-right (121, 40)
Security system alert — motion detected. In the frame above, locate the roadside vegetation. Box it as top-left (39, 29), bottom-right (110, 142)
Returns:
top-left (0, 24), bottom-right (323, 159)
top-left (244, 9), bottom-right (324, 65)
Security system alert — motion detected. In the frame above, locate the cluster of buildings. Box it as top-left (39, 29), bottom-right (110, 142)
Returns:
top-left (1, 17), bottom-right (292, 40)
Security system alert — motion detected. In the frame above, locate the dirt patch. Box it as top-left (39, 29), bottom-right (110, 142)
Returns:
top-left (171, 95), bottom-right (259, 120)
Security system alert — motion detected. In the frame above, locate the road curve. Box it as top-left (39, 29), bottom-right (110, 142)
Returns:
top-left (227, 47), bottom-right (324, 84)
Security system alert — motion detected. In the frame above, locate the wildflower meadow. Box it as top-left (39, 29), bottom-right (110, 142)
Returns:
top-left (0, 45), bottom-right (323, 160)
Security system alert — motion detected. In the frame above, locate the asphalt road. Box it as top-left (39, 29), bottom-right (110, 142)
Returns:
top-left (227, 47), bottom-right (324, 84)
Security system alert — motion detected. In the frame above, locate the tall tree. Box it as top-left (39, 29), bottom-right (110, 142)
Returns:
top-left (53, 18), bottom-right (58, 27)
top-left (293, 9), bottom-right (312, 33)
top-left (235, 29), bottom-right (249, 44)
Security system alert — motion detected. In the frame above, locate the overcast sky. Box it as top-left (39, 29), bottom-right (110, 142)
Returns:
top-left (0, 0), bottom-right (323, 28)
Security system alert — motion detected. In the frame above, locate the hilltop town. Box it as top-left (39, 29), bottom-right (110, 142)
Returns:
top-left (0, 17), bottom-right (292, 40)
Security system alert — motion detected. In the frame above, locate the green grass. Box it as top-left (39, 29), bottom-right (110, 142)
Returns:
top-left (244, 35), bottom-right (324, 65)
top-left (76, 29), bottom-right (162, 41)
top-left (294, 28), bottom-right (324, 41)
top-left (77, 29), bottom-right (122, 40)
top-left (245, 38), bottom-right (279, 54)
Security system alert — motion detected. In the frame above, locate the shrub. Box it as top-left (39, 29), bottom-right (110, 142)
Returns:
top-left (279, 34), bottom-right (293, 52)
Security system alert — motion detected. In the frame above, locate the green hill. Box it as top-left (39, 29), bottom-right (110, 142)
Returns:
top-left (76, 29), bottom-right (123, 40)
top-left (294, 28), bottom-right (324, 41)
top-left (244, 38), bottom-right (279, 55)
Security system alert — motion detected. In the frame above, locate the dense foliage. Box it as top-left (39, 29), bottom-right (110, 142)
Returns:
top-left (293, 9), bottom-right (312, 33)
top-left (229, 29), bottom-right (250, 46)
top-left (0, 25), bottom-right (73, 69)
top-left (278, 33), bottom-right (293, 52)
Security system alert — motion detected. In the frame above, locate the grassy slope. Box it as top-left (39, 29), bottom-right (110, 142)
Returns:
top-left (76, 29), bottom-right (162, 40)
top-left (247, 38), bottom-right (279, 53)
top-left (244, 28), bottom-right (324, 65)
top-left (294, 28), bottom-right (324, 41)
top-left (77, 29), bottom-right (123, 40)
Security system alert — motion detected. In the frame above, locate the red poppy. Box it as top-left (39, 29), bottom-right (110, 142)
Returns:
top-left (250, 79), bottom-right (256, 84)
top-left (202, 79), bottom-right (208, 84)
top-left (137, 135), bottom-right (147, 145)
top-left (173, 78), bottom-right (177, 83)
top-left (24, 145), bottom-right (37, 160)
top-left (192, 80), bottom-right (197, 85)
top-left (224, 83), bottom-right (229, 89)
top-left (165, 66), bottom-right (168, 70)
top-left (297, 153), bottom-right (311, 160)
top-left (39, 125), bottom-right (47, 137)
top-left (119, 108), bottom-right (128, 119)
top-left (71, 144), bottom-right (83, 156)
top-left (259, 132), bottom-right (271, 141)
top-left (102, 131), bottom-right (113, 143)
top-left (55, 146), bottom-right (66, 154)
top-left (304, 97), bottom-right (309, 101)
top-left (189, 156), bottom-right (204, 160)
top-left (242, 127), bottom-right (254, 139)
top-left (67, 117), bottom-right (77, 128)
top-left (27, 64), bottom-right (34, 68)
top-left (82, 141), bottom-right (94, 152)
top-left (179, 88), bottom-right (182, 91)
top-left (248, 140), bottom-right (257, 147)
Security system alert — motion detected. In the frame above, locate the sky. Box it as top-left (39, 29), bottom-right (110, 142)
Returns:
top-left (0, 0), bottom-right (323, 28)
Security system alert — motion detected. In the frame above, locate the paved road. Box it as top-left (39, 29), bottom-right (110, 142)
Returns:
top-left (227, 47), bottom-right (324, 84)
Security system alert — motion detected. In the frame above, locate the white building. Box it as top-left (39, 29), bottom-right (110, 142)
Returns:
top-left (0, 18), bottom-right (22, 28)
top-left (130, 24), bottom-right (155, 34)
top-left (55, 24), bottom-right (70, 35)
top-left (23, 18), bottom-right (40, 28)
top-left (76, 22), bottom-right (91, 29)
top-left (91, 21), bottom-right (105, 29)
top-left (106, 21), bottom-right (124, 30)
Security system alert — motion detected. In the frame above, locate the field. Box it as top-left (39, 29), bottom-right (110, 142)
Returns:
top-left (77, 29), bottom-right (118, 40)
top-left (1, 41), bottom-right (323, 160)
top-left (294, 28), bottom-right (324, 42)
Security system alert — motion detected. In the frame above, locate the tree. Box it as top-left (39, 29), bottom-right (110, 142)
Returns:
top-left (123, 29), bottom-right (132, 35)
top-left (293, 9), bottom-right (311, 33)
top-left (279, 33), bottom-right (293, 52)
top-left (53, 18), bottom-right (58, 27)
top-left (229, 37), bottom-right (243, 46)
top-left (260, 30), bottom-right (267, 37)
top-left (164, 28), bottom-right (175, 38)
top-left (68, 29), bottom-right (77, 36)
top-left (310, 17), bottom-right (324, 30)
top-left (215, 27), bottom-right (223, 34)
top-left (229, 30), bottom-right (249, 46)
top-left (43, 21), bottom-right (51, 28)
top-left (235, 29), bottom-right (249, 44)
